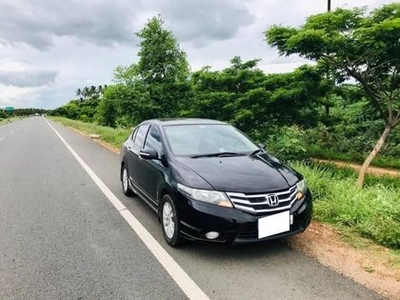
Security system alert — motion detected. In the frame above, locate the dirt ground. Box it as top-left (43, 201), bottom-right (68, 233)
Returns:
top-left (315, 159), bottom-right (400, 177)
top-left (289, 222), bottom-right (400, 299)
top-left (77, 128), bottom-right (400, 298)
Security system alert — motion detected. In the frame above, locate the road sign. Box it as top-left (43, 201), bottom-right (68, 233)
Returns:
top-left (5, 106), bottom-right (14, 112)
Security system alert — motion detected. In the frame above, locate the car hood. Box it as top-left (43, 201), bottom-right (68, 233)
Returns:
top-left (178, 153), bottom-right (301, 193)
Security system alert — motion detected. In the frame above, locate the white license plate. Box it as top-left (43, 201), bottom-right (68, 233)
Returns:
top-left (258, 211), bottom-right (290, 239)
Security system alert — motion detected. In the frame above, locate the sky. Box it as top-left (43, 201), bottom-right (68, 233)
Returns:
top-left (0, 0), bottom-right (394, 109)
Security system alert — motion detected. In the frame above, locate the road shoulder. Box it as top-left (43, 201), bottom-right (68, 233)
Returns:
top-left (289, 222), bottom-right (400, 299)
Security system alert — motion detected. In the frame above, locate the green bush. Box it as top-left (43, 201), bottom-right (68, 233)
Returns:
top-left (252, 125), bottom-right (308, 161)
top-left (0, 110), bottom-right (7, 119)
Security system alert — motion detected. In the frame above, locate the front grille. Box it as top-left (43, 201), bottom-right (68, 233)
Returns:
top-left (226, 185), bottom-right (297, 215)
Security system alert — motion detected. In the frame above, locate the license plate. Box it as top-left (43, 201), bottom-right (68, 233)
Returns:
top-left (258, 211), bottom-right (290, 239)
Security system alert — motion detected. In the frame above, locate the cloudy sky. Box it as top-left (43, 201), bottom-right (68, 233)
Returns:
top-left (0, 0), bottom-right (394, 109)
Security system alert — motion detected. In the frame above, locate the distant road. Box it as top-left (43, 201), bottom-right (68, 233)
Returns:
top-left (0, 117), bottom-right (382, 299)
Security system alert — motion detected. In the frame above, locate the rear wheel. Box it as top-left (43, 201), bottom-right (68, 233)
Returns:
top-left (121, 164), bottom-right (134, 196)
top-left (161, 194), bottom-right (183, 247)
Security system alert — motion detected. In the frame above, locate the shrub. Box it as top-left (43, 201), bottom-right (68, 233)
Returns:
top-left (253, 125), bottom-right (308, 161)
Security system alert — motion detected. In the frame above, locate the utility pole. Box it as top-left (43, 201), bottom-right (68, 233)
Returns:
top-left (328, 0), bottom-right (331, 12)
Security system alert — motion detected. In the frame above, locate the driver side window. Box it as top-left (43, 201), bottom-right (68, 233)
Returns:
top-left (144, 126), bottom-right (163, 155)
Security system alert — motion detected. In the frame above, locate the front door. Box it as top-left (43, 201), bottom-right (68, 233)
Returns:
top-left (139, 125), bottom-right (167, 205)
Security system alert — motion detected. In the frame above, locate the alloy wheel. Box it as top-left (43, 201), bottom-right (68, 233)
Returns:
top-left (162, 202), bottom-right (175, 239)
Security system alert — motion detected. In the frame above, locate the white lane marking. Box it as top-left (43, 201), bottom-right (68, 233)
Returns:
top-left (44, 119), bottom-right (209, 300)
top-left (0, 137), bottom-right (4, 142)
top-left (10, 131), bottom-right (14, 135)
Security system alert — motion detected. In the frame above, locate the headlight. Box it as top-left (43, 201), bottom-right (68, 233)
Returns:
top-left (177, 183), bottom-right (232, 208)
top-left (296, 179), bottom-right (307, 200)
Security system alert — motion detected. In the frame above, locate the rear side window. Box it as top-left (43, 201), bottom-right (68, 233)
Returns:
top-left (133, 124), bottom-right (149, 147)
top-left (131, 128), bottom-right (138, 140)
top-left (145, 126), bottom-right (162, 154)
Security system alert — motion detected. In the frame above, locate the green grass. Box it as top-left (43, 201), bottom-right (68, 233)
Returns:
top-left (50, 117), bottom-right (132, 148)
top-left (292, 161), bottom-right (400, 249)
top-left (0, 119), bottom-right (9, 125)
top-left (0, 117), bottom-right (23, 125)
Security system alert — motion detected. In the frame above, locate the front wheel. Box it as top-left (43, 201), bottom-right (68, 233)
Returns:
top-left (121, 164), bottom-right (134, 196)
top-left (161, 194), bottom-right (183, 247)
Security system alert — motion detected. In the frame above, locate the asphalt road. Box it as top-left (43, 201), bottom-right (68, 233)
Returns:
top-left (0, 117), bottom-right (383, 300)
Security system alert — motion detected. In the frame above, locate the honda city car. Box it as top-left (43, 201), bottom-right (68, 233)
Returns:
top-left (120, 119), bottom-right (312, 246)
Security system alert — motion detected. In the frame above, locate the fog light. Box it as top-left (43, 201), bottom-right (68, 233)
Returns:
top-left (205, 231), bottom-right (220, 240)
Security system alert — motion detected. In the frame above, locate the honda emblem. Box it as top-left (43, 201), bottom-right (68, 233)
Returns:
top-left (266, 194), bottom-right (279, 207)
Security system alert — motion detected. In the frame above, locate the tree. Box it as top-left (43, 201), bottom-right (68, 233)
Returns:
top-left (187, 57), bottom-right (330, 133)
top-left (97, 96), bottom-right (118, 127)
top-left (187, 57), bottom-right (268, 131)
top-left (76, 88), bottom-right (82, 100)
top-left (0, 109), bottom-right (6, 119)
top-left (113, 64), bottom-right (138, 86)
top-left (265, 3), bottom-right (400, 187)
top-left (136, 15), bottom-right (190, 118)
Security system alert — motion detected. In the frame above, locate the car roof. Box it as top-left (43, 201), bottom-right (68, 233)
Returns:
top-left (144, 118), bottom-right (227, 126)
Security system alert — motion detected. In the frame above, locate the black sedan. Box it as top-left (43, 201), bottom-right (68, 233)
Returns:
top-left (120, 119), bottom-right (312, 247)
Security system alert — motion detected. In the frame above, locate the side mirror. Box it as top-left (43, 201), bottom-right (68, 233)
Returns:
top-left (139, 147), bottom-right (158, 160)
top-left (258, 143), bottom-right (266, 150)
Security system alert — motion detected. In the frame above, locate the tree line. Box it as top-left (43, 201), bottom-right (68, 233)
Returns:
top-left (0, 108), bottom-right (50, 118)
top-left (51, 4), bottom-right (400, 187)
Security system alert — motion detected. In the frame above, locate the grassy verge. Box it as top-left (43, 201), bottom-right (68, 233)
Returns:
top-left (292, 161), bottom-right (400, 249)
top-left (0, 117), bottom-right (24, 125)
top-left (0, 119), bottom-right (10, 125)
top-left (50, 117), bottom-right (131, 148)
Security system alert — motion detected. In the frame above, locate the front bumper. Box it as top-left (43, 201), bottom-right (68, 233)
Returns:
top-left (176, 192), bottom-right (312, 244)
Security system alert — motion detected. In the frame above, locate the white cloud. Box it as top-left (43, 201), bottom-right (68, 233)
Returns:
top-left (151, 0), bottom-right (255, 47)
top-left (0, 0), bottom-right (141, 49)
top-left (0, 84), bottom-right (45, 107)
top-left (0, 70), bottom-right (57, 87)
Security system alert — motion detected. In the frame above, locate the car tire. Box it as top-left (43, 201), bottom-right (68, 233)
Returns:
top-left (161, 194), bottom-right (183, 247)
top-left (121, 164), bottom-right (134, 196)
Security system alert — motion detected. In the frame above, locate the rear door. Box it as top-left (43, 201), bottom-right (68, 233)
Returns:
top-left (126, 124), bottom-right (149, 189)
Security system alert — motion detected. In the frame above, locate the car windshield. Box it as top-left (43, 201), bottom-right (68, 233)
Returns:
top-left (163, 124), bottom-right (259, 157)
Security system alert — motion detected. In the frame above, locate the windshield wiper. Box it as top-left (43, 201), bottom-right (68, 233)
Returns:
top-left (191, 152), bottom-right (246, 159)
top-left (250, 149), bottom-right (263, 156)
